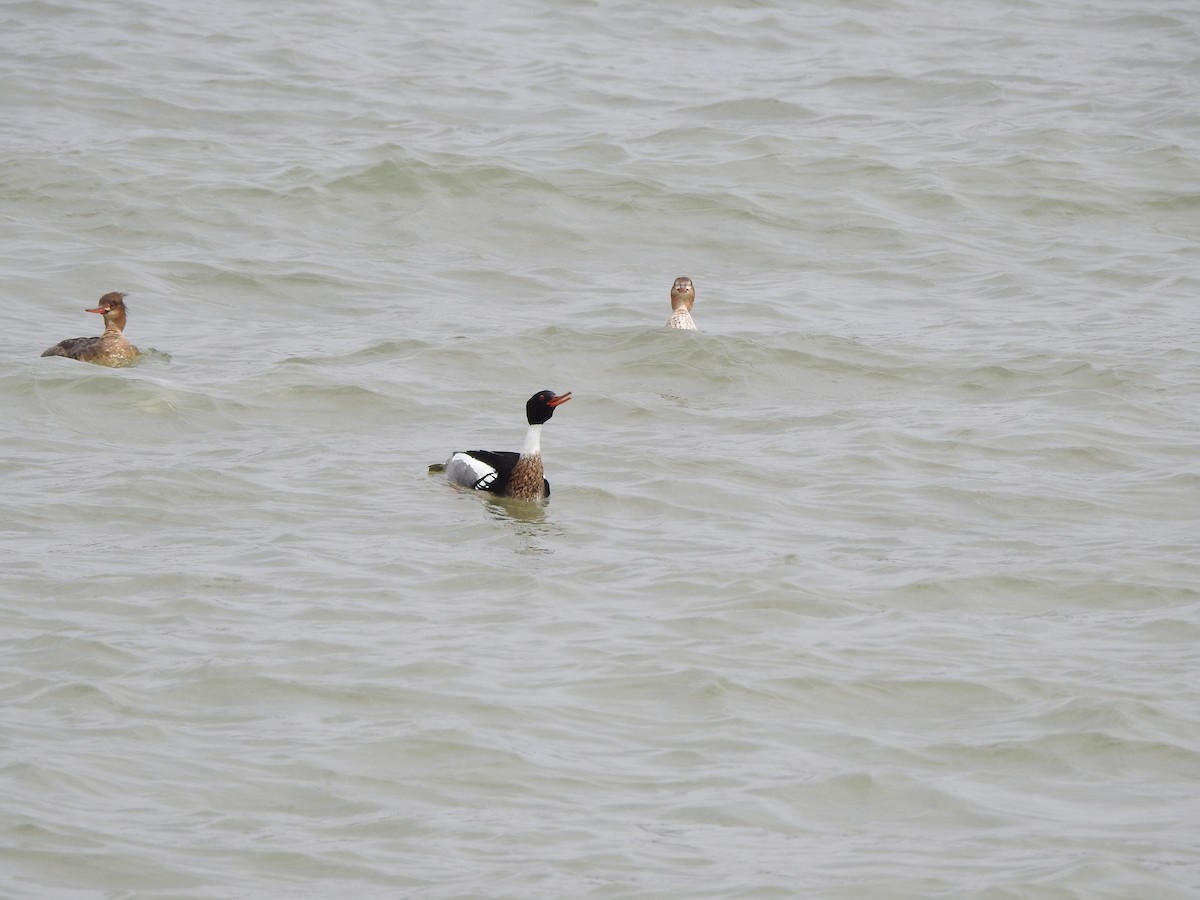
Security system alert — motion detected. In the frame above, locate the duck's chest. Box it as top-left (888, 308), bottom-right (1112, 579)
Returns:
top-left (504, 455), bottom-right (546, 500)
top-left (92, 333), bottom-right (141, 367)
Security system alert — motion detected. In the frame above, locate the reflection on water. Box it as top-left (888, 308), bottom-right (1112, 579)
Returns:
top-left (483, 495), bottom-right (547, 526)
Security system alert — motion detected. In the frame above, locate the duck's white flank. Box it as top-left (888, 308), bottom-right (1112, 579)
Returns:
top-left (445, 453), bottom-right (497, 490)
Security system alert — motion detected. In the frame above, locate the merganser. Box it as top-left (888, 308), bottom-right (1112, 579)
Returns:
top-left (41, 292), bottom-right (140, 366)
top-left (666, 276), bottom-right (697, 330)
top-left (436, 390), bottom-right (572, 502)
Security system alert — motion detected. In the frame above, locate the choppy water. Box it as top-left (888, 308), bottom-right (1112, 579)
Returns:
top-left (3, 0), bottom-right (1200, 897)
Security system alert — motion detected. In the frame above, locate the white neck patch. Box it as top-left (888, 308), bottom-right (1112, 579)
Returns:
top-left (521, 423), bottom-right (543, 458)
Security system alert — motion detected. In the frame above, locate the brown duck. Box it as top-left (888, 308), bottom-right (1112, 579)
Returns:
top-left (666, 276), bottom-right (697, 330)
top-left (42, 292), bottom-right (140, 366)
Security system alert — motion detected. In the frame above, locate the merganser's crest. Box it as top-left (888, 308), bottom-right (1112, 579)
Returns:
top-left (666, 276), bottom-right (697, 330)
top-left (438, 390), bottom-right (572, 502)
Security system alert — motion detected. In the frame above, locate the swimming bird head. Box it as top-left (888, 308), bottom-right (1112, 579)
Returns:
top-left (86, 292), bottom-right (129, 330)
top-left (526, 390), bottom-right (572, 425)
top-left (670, 277), bottom-right (695, 312)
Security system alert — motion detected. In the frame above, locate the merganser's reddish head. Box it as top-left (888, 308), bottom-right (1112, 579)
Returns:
top-left (670, 277), bottom-right (695, 312)
top-left (86, 292), bottom-right (129, 331)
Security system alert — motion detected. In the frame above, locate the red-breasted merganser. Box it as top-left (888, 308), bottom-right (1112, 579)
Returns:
top-left (437, 390), bottom-right (572, 502)
top-left (41, 292), bottom-right (140, 366)
top-left (666, 276), bottom-right (697, 330)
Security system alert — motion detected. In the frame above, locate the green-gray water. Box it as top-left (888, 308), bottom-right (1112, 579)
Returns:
top-left (3, 1), bottom-right (1199, 897)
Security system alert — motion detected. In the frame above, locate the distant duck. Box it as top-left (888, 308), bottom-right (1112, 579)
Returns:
top-left (666, 276), bottom-right (697, 330)
top-left (435, 390), bottom-right (572, 502)
top-left (42, 292), bottom-right (140, 366)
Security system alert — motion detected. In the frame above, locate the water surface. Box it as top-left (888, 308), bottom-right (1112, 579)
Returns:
top-left (2, 0), bottom-right (1199, 897)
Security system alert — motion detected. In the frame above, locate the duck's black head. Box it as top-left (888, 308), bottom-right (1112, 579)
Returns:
top-left (526, 390), bottom-right (572, 425)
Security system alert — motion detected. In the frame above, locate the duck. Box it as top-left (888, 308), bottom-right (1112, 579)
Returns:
top-left (666, 276), bottom-right (697, 330)
top-left (41, 292), bottom-right (140, 366)
top-left (435, 390), bottom-right (572, 502)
